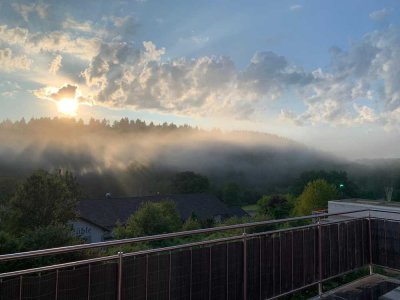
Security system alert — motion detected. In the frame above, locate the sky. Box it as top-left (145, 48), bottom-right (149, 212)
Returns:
top-left (1, 0), bottom-right (400, 159)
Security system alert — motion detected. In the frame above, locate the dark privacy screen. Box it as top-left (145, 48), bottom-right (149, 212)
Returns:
top-left (0, 219), bottom-right (374, 300)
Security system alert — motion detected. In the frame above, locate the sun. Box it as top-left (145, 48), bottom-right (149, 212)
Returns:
top-left (57, 98), bottom-right (79, 116)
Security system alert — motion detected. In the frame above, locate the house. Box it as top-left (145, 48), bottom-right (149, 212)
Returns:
top-left (71, 193), bottom-right (248, 243)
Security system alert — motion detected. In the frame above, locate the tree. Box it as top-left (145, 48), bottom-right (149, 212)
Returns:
top-left (182, 215), bottom-right (202, 231)
top-left (4, 170), bottom-right (80, 234)
top-left (257, 194), bottom-right (293, 219)
top-left (115, 201), bottom-right (182, 238)
top-left (172, 171), bottom-right (210, 194)
top-left (293, 170), bottom-right (358, 198)
top-left (222, 182), bottom-right (241, 206)
top-left (295, 179), bottom-right (338, 215)
top-left (18, 224), bottom-right (79, 252)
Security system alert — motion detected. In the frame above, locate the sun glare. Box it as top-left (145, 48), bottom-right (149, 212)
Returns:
top-left (57, 98), bottom-right (79, 116)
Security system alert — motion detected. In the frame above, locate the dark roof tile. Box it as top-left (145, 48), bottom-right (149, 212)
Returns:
top-left (77, 193), bottom-right (245, 230)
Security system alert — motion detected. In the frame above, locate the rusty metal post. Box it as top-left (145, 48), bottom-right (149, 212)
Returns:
top-left (209, 247), bottom-right (212, 300)
top-left (243, 228), bottom-right (247, 300)
top-left (19, 275), bottom-right (22, 300)
top-left (145, 254), bottom-right (149, 300)
top-left (55, 269), bottom-right (59, 300)
top-left (168, 251), bottom-right (172, 300)
top-left (368, 211), bottom-right (373, 275)
top-left (317, 218), bottom-right (323, 297)
top-left (117, 251), bottom-right (124, 300)
top-left (87, 264), bottom-right (91, 300)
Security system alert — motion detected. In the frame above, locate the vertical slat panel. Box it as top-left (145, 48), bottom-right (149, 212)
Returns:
top-left (321, 225), bottom-right (330, 279)
top-left (261, 235), bottom-right (273, 299)
top-left (303, 228), bottom-right (316, 285)
top-left (91, 263), bottom-right (117, 300)
top-left (210, 244), bottom-right (227, 300)
top-left (147, 253), bottom-right (169, 300)
top-left (272, 234), bottom-right (281, 295)
top-left (246, 238), bottom-right (259, 300)
top-left (0, 277), bottom-right (20, 300)
top-left (338, 222), bottom-right (348, 273)
top-left (362, 219), bottom-right (369, 266)
top-left (329, 224), bottom-right (339, 277)
top-left (281, 232), bottom-right (293, 293)
top-left (170, 250), bottom-right (191, 300)
top-left (191, 247), bottom-right (210, 300)
top-left (20, 272), bottom-right (56, 300)
top-left (354, 220), bottom-right (363, 268)
top-left (58, 266), bottom-right (89, 300)
top-left (347, 221), bottom-right (356, 270)
top-left (292, 229), bottom-right (304, 290)
top-left (124, 255), bottom-right (146, 300)
top-left (227, 242), bottom-right (243, 300)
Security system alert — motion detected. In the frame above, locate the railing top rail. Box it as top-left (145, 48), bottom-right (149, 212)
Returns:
top-left (0, 208), bottom-right (370, 262)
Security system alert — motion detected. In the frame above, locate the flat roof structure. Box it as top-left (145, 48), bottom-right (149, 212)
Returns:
top-left (310, 274), bottom-right (400, 300)
top-left (329, 199), bottom-right (400, 221)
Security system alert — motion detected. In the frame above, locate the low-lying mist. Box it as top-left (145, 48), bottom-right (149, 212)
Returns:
top-left (0, 118), bottom-right (385, 199)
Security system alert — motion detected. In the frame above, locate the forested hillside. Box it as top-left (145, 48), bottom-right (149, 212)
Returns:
top-left (0, 118), bottom-right (398, 202)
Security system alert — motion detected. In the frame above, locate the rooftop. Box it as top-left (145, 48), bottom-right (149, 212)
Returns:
top-left (78, 193), bottom-right (248, 230)
top-left (330, 198), bottom-right (400, 208)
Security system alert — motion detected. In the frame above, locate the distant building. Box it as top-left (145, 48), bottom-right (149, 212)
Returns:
top-left (328, 198), bottom-right (400, 220)
top-left (71, 193), bottom-right (248, 243)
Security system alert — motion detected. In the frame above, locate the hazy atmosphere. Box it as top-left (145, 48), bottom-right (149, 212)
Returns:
top-left (1, 0), bottom-right (400, 158)
top-left (3, 2), bottom-right (400, 299)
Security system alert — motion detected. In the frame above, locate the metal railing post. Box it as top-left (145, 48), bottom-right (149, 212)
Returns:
top-left (19, 275), bottom-right (22, 300)
top-left (317, 217), bottom-right (323, 297)
top-left (87, 264), bottom-right (91, 300)
top-left (117, 251), bottom-right (124, 300)
top-left (55, 269), bottom-right (59, 300)
top-left (368, 210), bottom-right (373, 275)
top-left (243, 228), bottom-right (247, 300)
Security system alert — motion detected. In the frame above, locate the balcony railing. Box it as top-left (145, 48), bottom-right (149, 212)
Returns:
top-left (1, 209), bottom-right (400, 299)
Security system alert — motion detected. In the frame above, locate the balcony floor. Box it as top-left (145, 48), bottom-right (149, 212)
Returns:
top-left (310, 274), bottom-right (400, 300)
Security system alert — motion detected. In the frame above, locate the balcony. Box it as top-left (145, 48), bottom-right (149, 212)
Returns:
top-left (1, 209), bottom-right (400, 299)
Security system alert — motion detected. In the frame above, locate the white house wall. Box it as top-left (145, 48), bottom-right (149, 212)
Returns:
top-left (70, 219), bottom-right (106, 243)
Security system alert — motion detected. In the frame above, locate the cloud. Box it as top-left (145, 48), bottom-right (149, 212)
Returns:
top-left (290, 4), bottom-right (302, 11)
top-left (0, 48), bottom-right (32, 72)
top-left (49, 54), bottom-right (63, 74)
top-left (0, 25), bottom-right (100, 61)
top-left (369, 8), bottom-right (392, 21)
top-left (191, 35), bottom-right (209, 45)
top-left (286, 27), bottom-right (400, 130)
top-left (101, 15), bottom-right (138, 41)
top-left (82, 41), bottom-right (312, 118)
top-left (12, 2), bottom-right (48, 22)
top-left (34, 83), bottom-right (93, 109)
top-left (0, 81), bottom-right (21, 97)
top-left (63, 18), bottom-right (93, 33)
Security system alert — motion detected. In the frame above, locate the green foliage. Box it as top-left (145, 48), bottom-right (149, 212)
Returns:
top-left (257, 194), bottom-right (294, 219)
top-left (114, 201), bottom-right (182, 238)
top-left (172, 171), bottom-right (210, 194)
top-left (0, 231), bottom-right (20, 255)
top-left (0, 176), bottom-right (20, 206)
top-left (295, 179), bottom-right (338, 215)
top-left (4, 170), bottom-right (80, 234)
top-left (0, 225), bottom-right (81, 272)
top-left (18, 224), bottom-right (79, 252)
top-left (182, 215), bottom-right (202, 231)
top-left (221, 182), bottom-right (241, 206)
top-left (293, 170), bottom-right (358, 198)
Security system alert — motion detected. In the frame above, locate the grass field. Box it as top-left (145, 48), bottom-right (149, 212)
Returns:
top-left (241, 204), bottom-right (258, 216)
